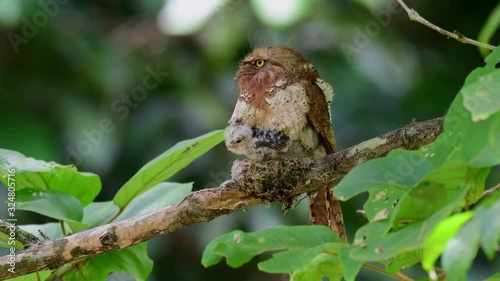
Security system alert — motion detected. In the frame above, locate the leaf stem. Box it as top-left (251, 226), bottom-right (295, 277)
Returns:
top-left (363, 263), bottom-right (413, 281)
top-left (60, 220), bottom-right (67, 236)
top-left (395, 270), bottom-right (414, 281)
top-left (105, 209), bottom-right (123, 224)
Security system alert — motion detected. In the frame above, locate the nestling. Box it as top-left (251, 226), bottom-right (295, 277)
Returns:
top-left (225, 125), bottom-right (292, 160)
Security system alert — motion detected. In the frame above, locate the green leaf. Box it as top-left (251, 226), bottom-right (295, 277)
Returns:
top-left (258, 243), bottom-right (343, 280)
top-left (202, 225), bottom-right (342, 268)
top-left (443, 56), bottom-right (500, 167)
top-left (478, 6), bottom-right (500, 56)
top-left (0, 149), bottom-right (101, 207)
top-left (81, 201), bottom-right (119, 229)
top-left (62, 243), bottom-right (153, 281)
top-left (461, 70), bottom-right (500, 122)
top-left (460, 44), bottom-right (500, 121)
top-left (289, 244), bottom-right (344, 281)
top-left (0, 231), bottom-right (24, 250)
top-left (334, 150), bottom-right (433, 201)
top-left (465, 168), bottom-right (490, 205)
top-left (263, 241), bottom-right (342, 269)
top-left (484, 273), bottom-right (500, 281)
top-left (385, 251), bottom-right (421, 274)
top-left (442, 200), bottom-right (500, 281)
top-left (442, 219), bottom-right (481, 281)
top-left (338, 245), bottom-right (363, 281)
top-left (422, 212), bottom-right (475, 270)
top-left (353, 219), bottom-right (391, 243)
top-left (5, 271), bottom-right (52, 281)
top-left (364, 186), bottom-right (407, 222)
top-left (464, 43), bottom-right (500, 88)
top-left (349, 220), bottom-right (389, 258)
top-left (350, 188), bottom-right (467, 262)
top-left (376, 161), bottom-right (479, 240)
top-left (116, 182), bottom-right (192, 221)
top-left (446, 97), bottom-right (500, 167)
top-left (67, 182), bottom-right (192, 231)
top-left (351, 220), bottom-right (425, 262)
top-left (421, 161), bottom-right (470, 185)
top-left (65, 221), bottom-right (89, 234)
top-left (479, 200), bottom-right (500, 259)
top-left (106, 272), bottom-right (136, 281)
top-left (15, 188), bottom-right (83, 222)
top-left (16, 222), bottom-right (63, 240)
top-left (389, 162), bottom-right (473, 229)
top-left (113, 130), bottom-right (224, 209)
top-left (389, 182), bottom-right (447, 228)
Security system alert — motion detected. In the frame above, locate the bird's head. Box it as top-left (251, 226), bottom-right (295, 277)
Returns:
top-left (235, 46), bottom-right (319, 94)
top-left (224, 125), bottom-right (254, 154)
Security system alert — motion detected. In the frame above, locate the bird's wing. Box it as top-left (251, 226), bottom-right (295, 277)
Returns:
top-left (305, 79), bottom-right (347, 241)
top-left (305, 80), bottom-right (336, 154)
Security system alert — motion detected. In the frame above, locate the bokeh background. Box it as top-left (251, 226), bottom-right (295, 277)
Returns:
top-left (0, 0), bottom-right (499, 280)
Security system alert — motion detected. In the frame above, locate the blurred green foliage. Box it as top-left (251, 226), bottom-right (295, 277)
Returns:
top-left (0, 0), bottom-right (499, 280)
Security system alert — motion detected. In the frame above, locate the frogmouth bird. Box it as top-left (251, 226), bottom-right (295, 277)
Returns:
top-left (227, 46), bottom-right (346, 241)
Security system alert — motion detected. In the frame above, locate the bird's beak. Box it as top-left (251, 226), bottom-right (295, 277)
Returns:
top-left (235, 67), bottom-right (251, 79)
top-left (234, 69), bottom-right (243, 79)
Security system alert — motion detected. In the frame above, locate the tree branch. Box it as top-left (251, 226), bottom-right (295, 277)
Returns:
top-left (0, 117), bottom-right (444, 279)
top-left (396, 0), bottom-right (496, 51)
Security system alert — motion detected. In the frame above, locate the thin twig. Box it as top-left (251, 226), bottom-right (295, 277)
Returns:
top-left (60, 220), bottom-right (66, 236)
top-left (37, 229), bottom-right (49, 240)
top-left (396, 0), bottom-right (496, 51)
top-left (483, 183), bottom-right (500, 197)
top-left (0, 219), bottom-right (39, 247)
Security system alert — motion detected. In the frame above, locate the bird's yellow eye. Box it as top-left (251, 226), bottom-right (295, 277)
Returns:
top-left (255, 59), bottom-right (265, 67)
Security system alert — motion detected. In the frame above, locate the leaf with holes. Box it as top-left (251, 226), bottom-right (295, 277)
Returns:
top-left (364, 185), bottom-right (408, 222)
top-left (445, 91), bottom-right (500, 167)
top-left (350, 190), bottom-right (467, 262)
top-left (461, 44), bottom-right (500, 121)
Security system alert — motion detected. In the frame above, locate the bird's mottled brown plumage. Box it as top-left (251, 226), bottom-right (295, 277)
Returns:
top-left (228, 46), bottom-right (346, 241)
